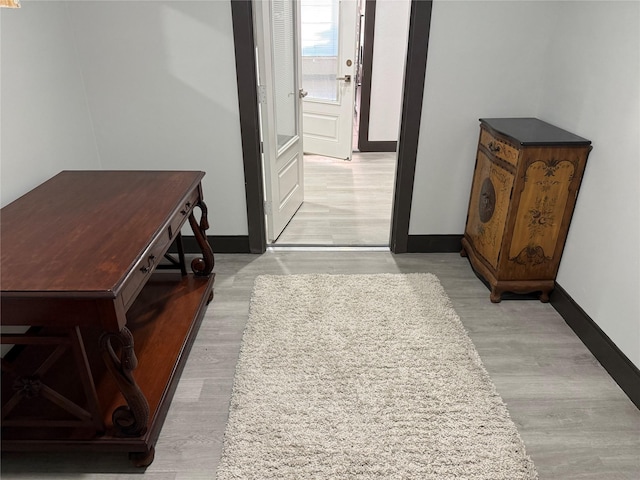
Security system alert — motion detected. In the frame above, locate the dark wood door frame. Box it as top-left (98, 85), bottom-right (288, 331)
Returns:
top-left (231, 0), bottom-right (432, 254)
top-left (389, 0), bottom-right (432, 253)
top-left (231, 0), bottom-right (266, 254)
top-left (357, 0), bottom-right (396, 153)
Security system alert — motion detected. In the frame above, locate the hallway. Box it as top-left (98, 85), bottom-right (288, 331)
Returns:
top-left (274, 151), bottom-right (396, 245)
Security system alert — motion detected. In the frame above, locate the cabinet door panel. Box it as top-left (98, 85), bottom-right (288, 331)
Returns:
top-left (466, 151), bottom-right (515, 269)
top-left (508, 157), bottom-right (575, 276)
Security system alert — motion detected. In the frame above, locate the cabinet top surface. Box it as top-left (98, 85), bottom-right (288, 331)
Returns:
top-left (1, 170), bottom-right (205, 296)
top-left (480, 118), bottom-right (591, 146)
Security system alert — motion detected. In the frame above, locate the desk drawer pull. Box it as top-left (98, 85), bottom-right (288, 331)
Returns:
top-left (139, 255), bottom-right (156, 274)
top-left (180, 201), bottom-right (193, 216)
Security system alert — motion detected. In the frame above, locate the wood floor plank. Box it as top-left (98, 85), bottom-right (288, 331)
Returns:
top-left (1, 252), bottom-right (638, 479)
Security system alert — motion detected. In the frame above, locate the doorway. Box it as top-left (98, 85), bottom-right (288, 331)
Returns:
top-left (229, 0), bottom-right (433, 254)
top-left (275, 0), bottom-right (397, 246)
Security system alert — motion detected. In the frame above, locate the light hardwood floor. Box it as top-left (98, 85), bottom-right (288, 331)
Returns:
top-left (274, 152), bottom-right (396, 245)
top-left (1, 251), bottom-right (639, 479)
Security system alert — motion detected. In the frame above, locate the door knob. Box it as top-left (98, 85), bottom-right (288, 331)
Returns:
top-left (336, 75), bottom-right (352, 83)
top-left (299, 88), bottom-right (308, 98)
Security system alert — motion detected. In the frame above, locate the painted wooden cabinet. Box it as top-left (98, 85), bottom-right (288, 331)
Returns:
top-left (461, 118), bottom-right (592, 302)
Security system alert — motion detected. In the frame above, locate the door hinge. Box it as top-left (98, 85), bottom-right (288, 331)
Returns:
top-left (260, 141), bottom-right (264, 154)
top-left (263, 200), bottom-right (272, 215)
top-left (258, 85), bottom-right (267, 104)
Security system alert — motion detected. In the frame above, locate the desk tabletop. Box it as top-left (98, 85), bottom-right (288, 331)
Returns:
top-left (1, 170), bottom-right (204, 297)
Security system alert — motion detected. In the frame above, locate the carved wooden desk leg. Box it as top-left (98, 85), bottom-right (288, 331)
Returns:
top-left (188, 199), bottom-right (215, 277)
top-left (175, 232), bottom-right (188, 276)
top-left (99, 327), bottom-right (150, 436)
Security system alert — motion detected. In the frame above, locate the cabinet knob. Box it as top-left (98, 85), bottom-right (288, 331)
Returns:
top-left (488, 142), bottom-right (501, 153)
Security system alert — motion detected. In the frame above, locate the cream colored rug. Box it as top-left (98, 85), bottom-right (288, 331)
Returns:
top-left (216, 274), bottom-right (538, 479)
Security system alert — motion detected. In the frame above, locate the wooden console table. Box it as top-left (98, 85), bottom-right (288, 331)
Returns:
top-left (1, 171), bottom-right (215, 466)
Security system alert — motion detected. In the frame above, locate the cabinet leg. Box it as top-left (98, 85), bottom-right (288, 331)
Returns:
top-left (460, 247), bottom-right (468, 258)
top-left (539, 290), bottom-right (551, 303)
top-left (129, 446), bottom-right (155, 467)
top-left (489, 287), bottom-right (502, 303)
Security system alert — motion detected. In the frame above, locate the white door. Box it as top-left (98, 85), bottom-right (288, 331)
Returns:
top-left (301, 0), bottom-right (359, 160)
top-left (254, 0), bottom-right (305, 243)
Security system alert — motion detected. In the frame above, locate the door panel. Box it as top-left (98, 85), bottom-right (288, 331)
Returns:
top-left (255, 0), bottom-right (305, 242)
top-left (272, 142), bottom-right (303, 236)
top-left (301, 0), bottom-right (359, 160)
top-left (304, 113), bottom-right (339, 139)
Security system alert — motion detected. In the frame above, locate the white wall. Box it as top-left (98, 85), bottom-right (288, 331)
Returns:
top-left (410, 0), bottom-right (554, 234)
top-left (410, 1), bottom-right (639, 367)
top-left (66, 1), bottom-right (247, 235)
top-left (0, 3), bottom-right (101, 207)
top-left (536, 1), bottom-right (640, 367)
top-left (1, 1), bottom-right (248, 235)
top-left (368, 0), bottom-right (411, 142)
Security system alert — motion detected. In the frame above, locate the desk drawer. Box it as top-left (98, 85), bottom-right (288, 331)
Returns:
top-left (120, 189), bottom-right (200, 311)
top-left (480, 129), bottom-right (519, 167)
top-left (121, 237), bottom-right (170, 311)
top-left (168, 188), bottom-right (199, 241)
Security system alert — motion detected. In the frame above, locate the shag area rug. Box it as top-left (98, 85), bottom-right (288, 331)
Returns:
top-left (216, 274), bottom-right (538, 479)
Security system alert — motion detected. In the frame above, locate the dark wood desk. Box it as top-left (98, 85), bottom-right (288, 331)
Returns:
top-left (1, 171), bottom-right (215, 466)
